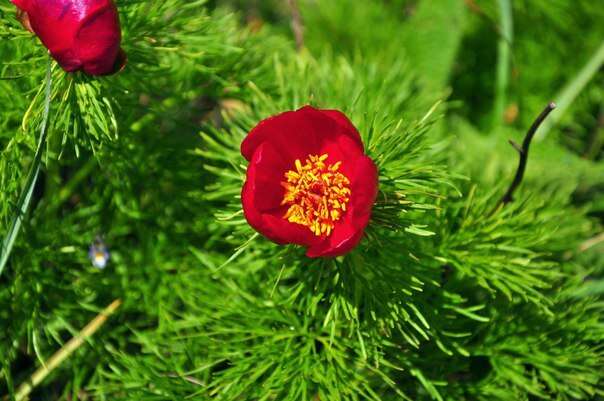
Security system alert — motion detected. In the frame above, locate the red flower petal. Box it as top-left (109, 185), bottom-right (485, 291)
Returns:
top-left (12, 0), bottom-right (124, 76)
top-left (11, 0), bottom-right (29, 9)
top-left (241, 106), bottom-right (378, 258)
top-left (317, 133), bottom-right (366, 178)
top-left (76, 3), bottom-right (123, 75)
top-left (350, 155), bottom-right (379, 216)
top-left (306, 213), bottom-right (364, 258)
top-left (319, 109), bottom-right (365, 151)
top-left (241, 106), bottom-right (364, 162)
top-left (305, 155), bottom-right (378, 257)
top-left (242, 143), bottom-right (316, 247)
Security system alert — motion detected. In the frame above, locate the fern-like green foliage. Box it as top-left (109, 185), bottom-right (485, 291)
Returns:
top-left (0, 0), bottom-right (602, 400)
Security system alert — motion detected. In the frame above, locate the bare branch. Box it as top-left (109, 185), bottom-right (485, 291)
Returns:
top-left (508, 139), bottom-right (522, 154)
top-left (493, 102), bottom-right (556, 212)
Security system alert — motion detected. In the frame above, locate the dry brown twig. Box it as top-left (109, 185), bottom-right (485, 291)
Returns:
top-left (288, 0), bottom-right (304, 51)
top-left (8, 299), bottom-right (122, 401)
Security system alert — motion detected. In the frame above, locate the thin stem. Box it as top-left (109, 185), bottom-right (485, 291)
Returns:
top-left (579, 232), bottom-right (604, 253)
top-left (288, 0), bottom-right (304, 51)
top-left (537, 40), bottom-right (604, 141)
top-left (0, 57), bottom-right (53, 277)
top-left (564, 232), bottom-right (604, 261)
top-left (492, 102), bottom-right (556, 212)
top-left (270, 264), bottom-right (286, 298)
top-left (12, 299), bottom-right (122, 401)
top-left (493, 0), bottom-right (513, 127)
top-left (44, 156), bottom-right (98, 216)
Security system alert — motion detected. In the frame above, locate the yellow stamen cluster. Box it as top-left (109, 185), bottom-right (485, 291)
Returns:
top-left (281, 154), bottom-right (351, 236)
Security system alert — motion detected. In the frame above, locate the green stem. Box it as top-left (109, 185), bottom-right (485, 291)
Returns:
top-left (44, 156), bottom-right (98, 216)
top-left (536, 40), bottom-right (604, 141)
top-left (493, 0), bottom-right (513, 127)
top-left (0, 57), bottom-right (53, 277)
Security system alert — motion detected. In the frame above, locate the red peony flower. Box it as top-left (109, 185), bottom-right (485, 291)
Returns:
top-left (241, 106), bottom-right (378, 258)
top-left (12, 0), bottom-right (126, 76)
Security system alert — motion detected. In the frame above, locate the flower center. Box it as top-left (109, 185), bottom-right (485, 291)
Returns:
top-left (281, 154), bottom-right (351, 236)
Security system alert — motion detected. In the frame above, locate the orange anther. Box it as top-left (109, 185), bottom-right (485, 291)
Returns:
top-left (281, 153), bottom-right (351, 236)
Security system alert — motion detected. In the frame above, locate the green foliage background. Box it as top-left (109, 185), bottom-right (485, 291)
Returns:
top-left (0, 0), bottom-right (603, 400)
